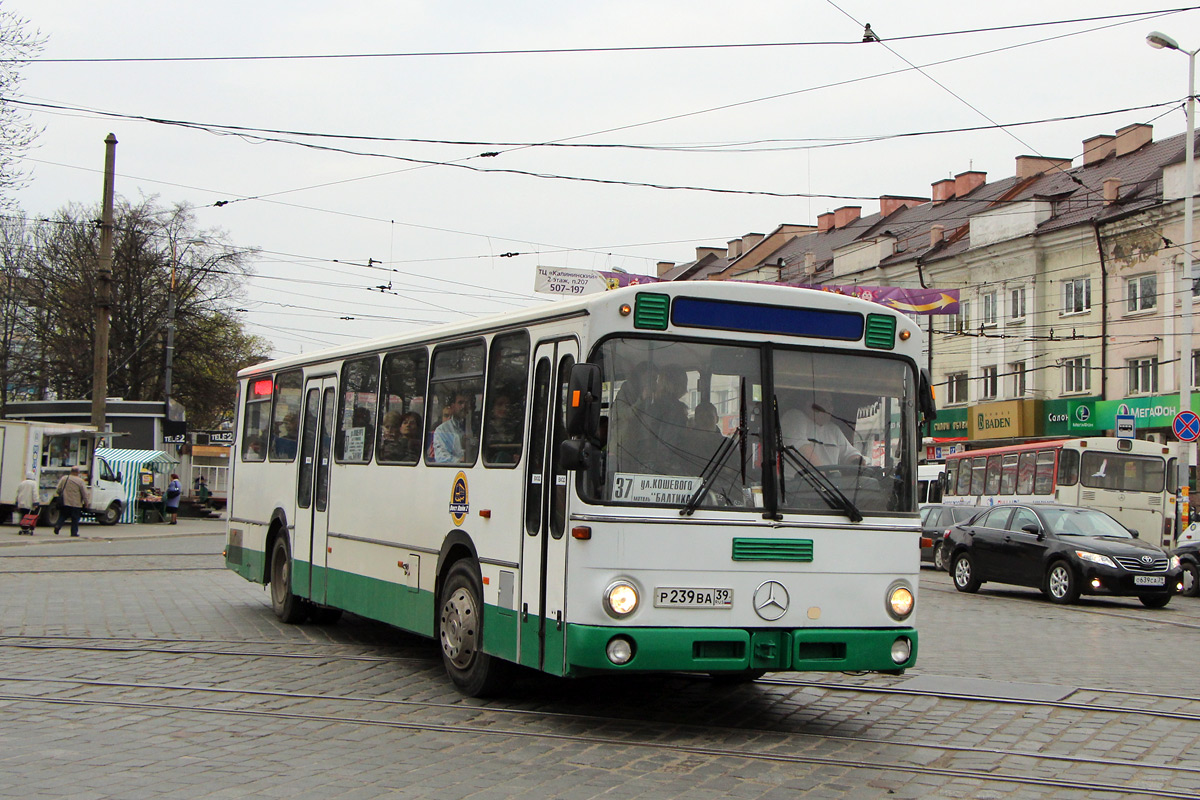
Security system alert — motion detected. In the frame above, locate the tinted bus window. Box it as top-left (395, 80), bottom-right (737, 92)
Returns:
top-left (999, 454), bottom-right (1018, 495)
top-left (1034, 449), bottom-right (1056, 494)
top-left (970, 456), bottom-right (986, 496)
top-left (984, 455), bottom-right (1003, 495)
top-left (945, 461), bottom-right (959, 496)
top-left (1016, 452), bottom-right (1036, 494)
top-left (956, 458), bottom-right (972, 495)
top-left (426, 340), bottom-right (486, 466)
top-left (269, 370), bottom-right (303, 462)
top-left (483, 332), bottom-right (530, 467)
top-left (378, 348), bottom-right (428, 465)
top-left (336, 356), bottom-right (380, 464)
top-left (241, 376), bottom-right (273, 461)
top-left (1058, 448), bottom-right (1080, 486)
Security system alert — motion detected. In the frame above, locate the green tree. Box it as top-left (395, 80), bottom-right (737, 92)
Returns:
top-left (5, 198), bottom-right (270, 427)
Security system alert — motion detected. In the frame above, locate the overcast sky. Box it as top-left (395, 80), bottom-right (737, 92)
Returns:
top-left (5, 1), bottom-right (1199, 357)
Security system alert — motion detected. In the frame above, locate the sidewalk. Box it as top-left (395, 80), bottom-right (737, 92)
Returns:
top-left (0, 515), bottom-right (226, 547)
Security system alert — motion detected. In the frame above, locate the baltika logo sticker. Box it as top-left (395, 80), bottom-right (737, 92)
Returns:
top-left (449, 471), bottom-right (469, 526)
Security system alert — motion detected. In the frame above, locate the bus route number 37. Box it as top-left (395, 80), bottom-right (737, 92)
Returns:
top-left (654, 587), bottom-right (734, 608)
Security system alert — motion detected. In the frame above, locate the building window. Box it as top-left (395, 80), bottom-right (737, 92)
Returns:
top-left (1128, 357), bottom-right (1159, 395)
top-left (982, 292), bottom-right (998, 326)
top-left (955, 299), bottom-right (972, 333)
top-left (1008, 286), bottom-right (1026, 322)
top-left (1062, 278), bottom-right (1091, 315)
top-left (981, 365), bottom-right (998, 399)
top-left (1010, 361), bottom-right (1026, 397)
top-left (1193, 350), bottom-right (1199, 390)
top-left (1062, 356), bottom-right (1091, 394)
top-left (1126, 274), bottom-right (1156, 313)
top-left (947, 372), bottom-right (968, 404)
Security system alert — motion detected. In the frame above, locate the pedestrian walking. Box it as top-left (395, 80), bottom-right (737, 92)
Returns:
top-left (53, 466), bottom-right (89, 537)
top-left (196, 475), bottom-right (211, 506)
top-left (16, 471), bottom-right (39, 535)
top-left (165, 473), bottom-right (182, 524)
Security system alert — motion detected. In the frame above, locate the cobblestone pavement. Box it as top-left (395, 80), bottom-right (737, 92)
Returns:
top-left (1, 522), bottom-right (1198, 799)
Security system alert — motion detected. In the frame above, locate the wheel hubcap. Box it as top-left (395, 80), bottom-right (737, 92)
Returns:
top-left (272, 551), bottom-right (289, 604)
top-left (440, 588), bottom-right (477, 669)
top-left (1049, 567), bottom-right (1068, 598)
top-left (955, 559), bottom-right (970, 586)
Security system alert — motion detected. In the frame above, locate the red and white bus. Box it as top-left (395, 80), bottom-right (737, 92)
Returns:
top-left (942, 437), bottom-right (1180, 548)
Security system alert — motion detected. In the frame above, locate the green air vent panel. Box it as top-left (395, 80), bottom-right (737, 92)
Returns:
top-left (731, 538), bottom-right (814, 562)
top-left (633, 292), bottom-right (670, 330)
top-left (864, 313), bottom-right (897, 350)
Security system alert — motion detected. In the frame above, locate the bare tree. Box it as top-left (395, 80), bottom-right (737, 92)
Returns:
top-left (0, 4), bottom-right (44, 208)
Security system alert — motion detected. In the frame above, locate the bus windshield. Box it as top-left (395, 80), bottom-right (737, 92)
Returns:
top-left (583, 337), bottom-right (916, 516)
top-left (1079, 451), bottom-right (1165, 493)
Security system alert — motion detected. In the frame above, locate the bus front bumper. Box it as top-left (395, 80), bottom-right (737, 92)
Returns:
top-left (565, 625), bottom-right (917, 675)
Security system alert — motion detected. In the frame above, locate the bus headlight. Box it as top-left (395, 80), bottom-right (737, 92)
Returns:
top-left (604, 580), bottom-right (639, 618)
top-left (891, 637), bottom-right (912, 665)
top-left (885, 581), bottom-right (915, 621)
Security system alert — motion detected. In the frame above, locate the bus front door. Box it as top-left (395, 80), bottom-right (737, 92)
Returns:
top-left (519, 339), bottom-right (577, 675)
top-left (295, 377), bottom-right (337, 606)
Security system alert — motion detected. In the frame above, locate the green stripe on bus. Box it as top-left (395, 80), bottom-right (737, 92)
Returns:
top-left (731, 538), bottom-right (813, 562)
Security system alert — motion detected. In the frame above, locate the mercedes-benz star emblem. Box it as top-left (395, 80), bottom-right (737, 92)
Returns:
top-left (753, 581), bottom-right (790, 621)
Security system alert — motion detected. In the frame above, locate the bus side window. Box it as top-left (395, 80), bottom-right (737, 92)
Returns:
top-left (336, 355), bottom-right (380, 464)
top-left (945, 461), bottom-right (958, 496)
top-left (1034, 449), bottom-right (1056, 494)
top-left (426, 340), bottom-right (486, 467)
top-left (970, 456), bottom-right (987, 496)
top-left (482, 331), bottom-right (530, 468)
top-left (269, 370), bottom-right (303, 462)
top-left (956, 459), bottom-right (972, 496)
top-left (1016, 452), bottom-right (1036, 494)
top-left (241, 376), bottom-right (273, 461)
top-left (378, 348), bottom-right (429, 466)
top-left (984, 455), bottom-right (1003, 495)
top-left (999, 454), bottom-right (1018, 495)
top-left (1057, 448), bottom-right (1080, 486)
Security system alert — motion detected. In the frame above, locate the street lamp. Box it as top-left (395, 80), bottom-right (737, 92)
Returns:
top-left (1148, 30), bottom-right (1197, 530)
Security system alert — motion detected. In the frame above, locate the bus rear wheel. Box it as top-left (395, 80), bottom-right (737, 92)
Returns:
top-left (269, 535), bottom-right (308, 624)
top-left (438, 560), bottom-right (508, 697)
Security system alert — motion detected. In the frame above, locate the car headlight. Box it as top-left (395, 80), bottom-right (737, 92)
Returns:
top-left (1075, 550), bottom-right (1117, 568)
top-left (885, 580), bottom-right (915, 621)
top-left (1169, 555), bottom-right (1180, 570)
top-left (604, 580), bottom-right (639, 618)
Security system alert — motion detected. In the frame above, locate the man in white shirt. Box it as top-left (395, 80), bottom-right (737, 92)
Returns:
top-left (781, 391), bottom-right (865, 467)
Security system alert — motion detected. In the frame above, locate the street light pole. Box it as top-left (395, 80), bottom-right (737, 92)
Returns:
top-left (1148, 30), bottom-right (1197, 533)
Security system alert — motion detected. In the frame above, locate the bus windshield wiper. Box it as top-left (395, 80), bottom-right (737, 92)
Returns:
top-left (680, 428), bottom-right (741, 516)
top-left (778, 444), bottom-right (863, 523)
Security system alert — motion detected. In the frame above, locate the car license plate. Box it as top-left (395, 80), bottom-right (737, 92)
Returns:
top-left (1133, 575), bottom-right (1165, 586)
top-left (654, 587), bottom-right (733, 608)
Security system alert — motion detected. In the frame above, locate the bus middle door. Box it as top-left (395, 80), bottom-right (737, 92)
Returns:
top-left (295, 377), bottom-right (337, 606)
top-left (519, 339), bottom-right (576, 675)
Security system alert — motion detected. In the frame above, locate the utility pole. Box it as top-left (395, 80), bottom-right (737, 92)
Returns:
top-left (91, 133), bottom-right (117, 443)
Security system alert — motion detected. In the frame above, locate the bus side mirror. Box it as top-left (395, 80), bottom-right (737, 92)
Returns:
top-left (565, 363), bottom-right (603, 440)
top-left (919, 368), bottom-right (938, 423)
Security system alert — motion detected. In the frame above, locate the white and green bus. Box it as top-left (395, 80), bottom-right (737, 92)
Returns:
top-left (225, 281), bottom-right (935, 695)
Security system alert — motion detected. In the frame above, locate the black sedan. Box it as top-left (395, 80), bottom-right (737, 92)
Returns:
top-left (945, 503), bottom-right (1183, 607)
top-left (919, 504), bottom-right (980, 570)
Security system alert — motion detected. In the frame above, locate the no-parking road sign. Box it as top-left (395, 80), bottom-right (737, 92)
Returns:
top-left (1175, 410), bottom-right (1200, 442)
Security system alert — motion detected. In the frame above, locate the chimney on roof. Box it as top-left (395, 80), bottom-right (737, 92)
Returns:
top-left (1015, 155), bottom-right (1073, 179)
top-left (880, 195), bottom-right (929, 216)
top-left (1083, 134), bottom-right (1117, 166)
top-left (954, 170), bottom-right (986, 198)
top-left (741, 233), bottom-right (765, 251)
top-left (657, 261), bottom-right (675, 277)
top-left (818, 212), bottom-right (835, 233)
top-left (1103, 178), bottom-right (1121, 205)
top-left (695, 246), bottom-right (727, 261)
top-left (833, 206), bottom-right (861, 228)
top-left (1114, 123), bottom-right (1152, 156)
top-left (727, 239), bottom-right (742, 259)
top-left (932, 178), bottom-right (956, 204)
top-left (930, 224), bottom-right (945, 248)
top-left (804, 252), bottom-right (817, 277)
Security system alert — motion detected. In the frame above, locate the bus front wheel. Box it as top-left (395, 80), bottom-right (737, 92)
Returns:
top-left (438, 560), bottom-right (508, 697)
top-left (269, 536), bottom-right (308, 624)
